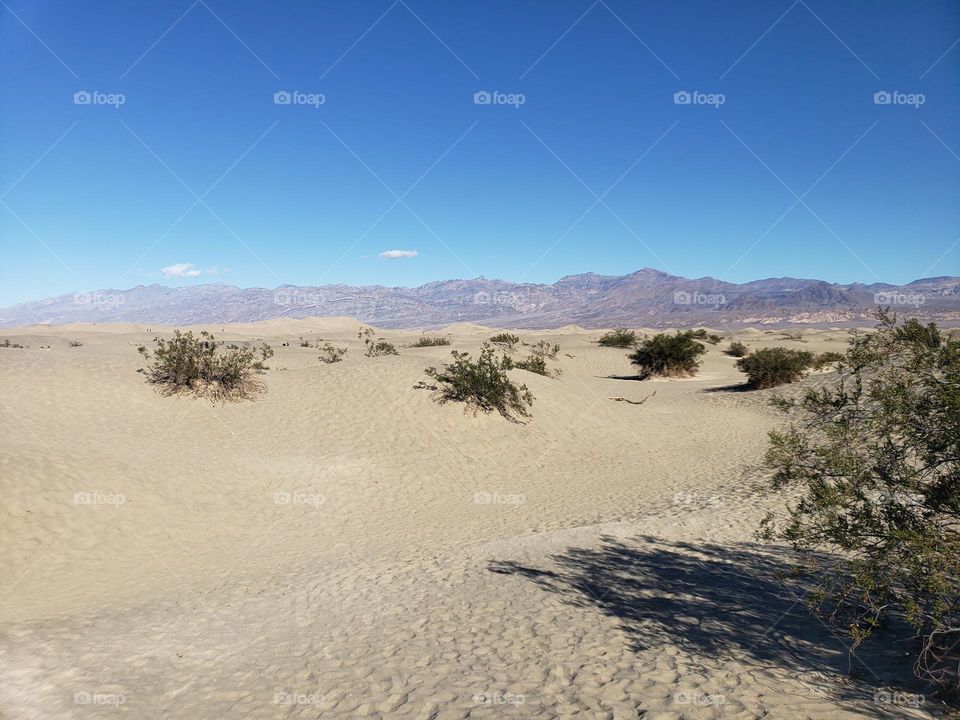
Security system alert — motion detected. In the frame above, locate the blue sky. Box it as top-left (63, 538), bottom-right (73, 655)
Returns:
top-left (1, 0), bottom-right (958, 306)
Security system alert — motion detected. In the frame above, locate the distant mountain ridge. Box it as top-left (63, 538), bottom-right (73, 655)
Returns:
top-left (2, 269), bottom-right (959, 329)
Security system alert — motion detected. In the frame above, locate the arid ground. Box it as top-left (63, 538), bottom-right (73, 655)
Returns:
top-left (0, 320), bottom-right (943, 718)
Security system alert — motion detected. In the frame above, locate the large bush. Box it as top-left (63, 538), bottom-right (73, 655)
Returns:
top-left (628, 331), bottom-right (706, 378)
top-left (137, 331), bottom-right (272, 401)
top-left (420, 343), bottom-right (533, 421)
top-left (598, 328), bottom-right (637, 348)
top-left (761, 313), bottom-right (960, 695)
top-left (736, 347), bottom-right (815, 389)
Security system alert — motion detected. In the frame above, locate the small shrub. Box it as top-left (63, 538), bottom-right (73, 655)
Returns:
top-left (629, 331), bottom-right (706, 378)
top-left (811, 351), bottom-right (843, 370)
top-left (359, 327), bottom-right (398, 357)
top-left (780, 330), bottom-right (806, 343)
top-left (529, 340), bottom-right (560, 359)
top-left (489, 332), bottom-right (520, 351)
top-left (299, 337), bottom-right (311, 348)
top-left (68, 340), bottom-right (84, 347)
top-left (420, 343), bottom-right (533, 421)
top-left (137, 330), bottom-right (272, 401)
top-left (725, 341), bottom-right (749, 357)
top-left (0, 339), bottom-right (24, 348)
top-left (735, 347), bottom-right (815, 389)
top-left (691, 329), bottom-right (722, 345)
top-left (505, 354), bottom-right (562, 378)
top-left (319, 343), bottom-right (347, 364)
top-left (410, 336), bottom-right (451, 348)
top-left (598, 328), bottom-right (637, 348)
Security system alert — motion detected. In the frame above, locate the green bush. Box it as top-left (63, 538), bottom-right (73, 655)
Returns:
top-left (421, 343), bottom-right (534, 421)
top-left (318, 343), bottom-right (347, 364)
top-left (409, 336), bottom-right (451, 348)
top-left (811, 351), bottom-right (843, 370)
top-left (504, 353), bottom-right (562, 378)
top-left (628, 331), bottom-right (706, 378)
top-left (529, 340), bottom-right (560, 359)
top-left (724, 341), bottom-right (749, 357)
top-left (598, 328), bottom-right (637, 348)
top-left (761, 313), bottom-right (960, 694)
top-left (489, 332), bottom-right (520, 350)
top-left (137, 331), bottom-right (272, 401)
top-left (691, 328), bottom-right (723, 345)
top-left (735, 347), bottom-right (815, 388)
top-left (358, 327), bottom-right (398, 357)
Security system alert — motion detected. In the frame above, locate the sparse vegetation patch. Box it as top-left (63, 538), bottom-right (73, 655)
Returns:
top-left (359, 327), bottom-right (398, 357)
top-left (137, 330), bottom-right (272, 402)
top-left (409, 336), bottom-right (451, 348)
top-left (418, 343), bottom-right (533, 422)
top-left (628, 331), bottom-right (706, 378)
top-left (318, 343), bottom-right (347, 364)
top-left (489, 332), bottom-right (520, 351)
top-left (598, 328), bottom-right (637, 348)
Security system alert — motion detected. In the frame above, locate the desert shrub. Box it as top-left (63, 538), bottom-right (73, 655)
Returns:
top-left (137, 330), bottom-right (272, 401)
top-left (811, 351), bottom-right (843, 370)
top-left (68, 340), bottom-right (83, 347)
top-left (598, 328), bottom-right (637, 348)
top-left (725, 341), bottom-right (749, 357)
top-left (504, 354), bottom-right (562, 378)
top-left (489, 332), bottom-right (520, 350)
top-left (736, 347), bottom-right (815, 389)
top-left (691, 329), bottom-right (723, 345)
top-left (780, 330), bottom-right (806, 342)
top-left (318, 343), bottom-right (347, 364)
top-left (420, 343), bottom-right (533, 421)
top-left (529, 340), bottom-right (560, 359)
top-left (410, 336), bottom-right (451, 348)
top-left (0, 339), bottom-right (24, 348)
top-left (359, 327), bottom-right (398, 357)
top-left (628, 331), bottom-right (706, 378)
top-left (761, 312), bottom-right (960, 695)
top-left (299, 337), bottom-right (311, 348)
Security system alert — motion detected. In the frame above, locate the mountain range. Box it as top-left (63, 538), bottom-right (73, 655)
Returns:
top-left (3, 269), bottom-right (959, 329)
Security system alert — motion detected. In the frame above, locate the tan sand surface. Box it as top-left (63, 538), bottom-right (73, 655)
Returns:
top-left (0, 322), bottom-right (941, 718)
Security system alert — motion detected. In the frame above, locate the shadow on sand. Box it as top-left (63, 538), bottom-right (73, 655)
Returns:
top-left (490, 536), bottom-right (936, 716)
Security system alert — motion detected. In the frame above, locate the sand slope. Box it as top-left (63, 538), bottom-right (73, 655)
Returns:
top-left (0, 323), bottom-right (941, 718)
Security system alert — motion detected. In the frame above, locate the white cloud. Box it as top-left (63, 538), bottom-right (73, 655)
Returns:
top-left (161, 263), bottom-right (202, 278)
top-left (379, 249), bottom-right (418, 259)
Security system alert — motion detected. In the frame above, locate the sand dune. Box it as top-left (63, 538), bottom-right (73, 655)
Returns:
top-left (0, 322), bottom-right (939, 718)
